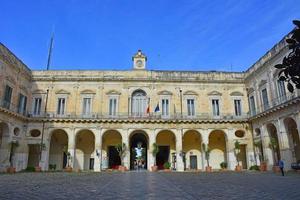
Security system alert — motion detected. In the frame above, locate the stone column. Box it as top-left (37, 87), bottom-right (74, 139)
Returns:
top-left (121, 129), bottom-right (130, 170)
top-left (226, 129), bottom-right (236, 170)
top-left (93, 128), bottom-right (102, 172)
top-left (68, 128), bottom-right (76, 169)
top-left (39, 128), bottom-right (51, 171)
top-left (296, 113), bottom-right (300, 139)
top-left (200, 129), bottom-right (209, 171)
top-left (277, 118), bottom-right (293, 170)
top-left (148, 129), bottom-right (156, 171)
top-left (175, 129), bottom-right (184, 171)
top-left (261, 124), bottom-right (273, 169)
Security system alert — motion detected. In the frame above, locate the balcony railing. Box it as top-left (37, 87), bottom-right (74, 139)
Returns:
top-left (0, 99), bottom-right (27, 116)
top-left (249, 93), bottom-right (300, 117)
top-left (28, 111), bottom-right (249, 121)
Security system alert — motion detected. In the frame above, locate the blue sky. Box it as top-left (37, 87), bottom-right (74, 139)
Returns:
top-left (1, 0), bottom-right (300, 71)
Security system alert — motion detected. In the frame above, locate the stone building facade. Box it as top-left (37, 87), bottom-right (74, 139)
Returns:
top-left (0, 31), bottom-right (299, 172)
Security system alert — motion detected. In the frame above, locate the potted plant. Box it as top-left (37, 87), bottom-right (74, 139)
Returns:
top-left (202, 143), bottom-right (212, 172)
top-left (234, 140), bottom-right (242, 171)
top-left (254, 140), bottom-right (267, 171)
top-left (151, 143), bottom-right (159, 172)
top-left (7, 140), bottom-right (19, 173)
top-left (63, 146), bottom-right (73, 172)
top-left (163, 162), bottom-right (171, 172)
top-left (269, 137), bottom-right (280, 173)
top-left (220, 162), bottom-right (227, 171)
top-left (116, 143), bottom-right (127, 172)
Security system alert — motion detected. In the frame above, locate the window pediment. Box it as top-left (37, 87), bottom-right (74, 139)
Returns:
top-left (106, 90), bottom-right (121, 95)
top-left (258, 80), bottom-right (267, 87)
top-left (247, 87), bottom-right (254, 94)
top-left (158, 90), bottom-right (173, 95)
top-left (207, 91), bottom-right (222, 96)
top-left (80, 89), bottom-right (96, 94)
top-left (230, 91), bottom-right (244, 96)
top-left (183, 90), bottom-right (198, 96)
top-left (55, 89), bottom-right (70, 94)
top-left (32, 89), bottom-right (46, 94)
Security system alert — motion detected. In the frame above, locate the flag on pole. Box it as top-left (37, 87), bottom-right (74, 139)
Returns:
top-left (154, 103), bottom-right (160, 112)
top-left (146, 103), bottom-right (150, 114)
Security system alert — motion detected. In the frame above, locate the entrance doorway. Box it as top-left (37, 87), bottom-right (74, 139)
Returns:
top-left (27, 144), bottom-right (40, 167)
top-left (190, 155), bottom-right (197, 170)
top-left (130, 133), bottom-right (148, 170)
top-left (156, 146), bottom-right (170, 170)
top-left (108, 146), bottom-right (121, 169)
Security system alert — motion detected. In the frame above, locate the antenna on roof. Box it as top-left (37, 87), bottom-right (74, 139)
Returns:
top-left (46, 26), bottom-right (55, 70)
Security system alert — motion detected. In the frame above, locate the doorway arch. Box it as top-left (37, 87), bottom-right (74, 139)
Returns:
top-left (48, 129), bottom-right (68, 170)
top-left (284, 117), bottom-right (300, 162)
top-left (129, 131), bottom-right (148, 170)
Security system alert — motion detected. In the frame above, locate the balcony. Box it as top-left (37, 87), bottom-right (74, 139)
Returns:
top-left (28, 111), bottom-right (249, 122)
top-left (249, 93), bottom-right (300, 119)
top-left (0, 99), bottom-right (28, 117)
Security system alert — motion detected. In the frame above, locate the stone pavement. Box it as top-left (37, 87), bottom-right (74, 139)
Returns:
top-left (0, 171), bottom-right (300, 200)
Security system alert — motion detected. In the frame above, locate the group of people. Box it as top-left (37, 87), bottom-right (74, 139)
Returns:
top-left (134, 160), bottom-right (145, 170)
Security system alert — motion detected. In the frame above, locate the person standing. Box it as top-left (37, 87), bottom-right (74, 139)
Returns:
top-left (279, 159), bottom-right (284, 176)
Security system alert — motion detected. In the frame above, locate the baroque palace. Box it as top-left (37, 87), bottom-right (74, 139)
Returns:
top-left (0, 32), bottom-right (300, 173)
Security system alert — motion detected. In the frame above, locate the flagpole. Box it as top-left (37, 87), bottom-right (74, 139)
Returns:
top-left (46, 33), bottom-right (54, 70)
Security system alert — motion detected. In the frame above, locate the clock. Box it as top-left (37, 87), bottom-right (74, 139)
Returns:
top-left (136, 60), bottom-right (143, 68)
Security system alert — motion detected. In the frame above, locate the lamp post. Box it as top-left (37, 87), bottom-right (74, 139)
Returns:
top-left (179, 89), bottom-right (183, 118)
top-left (39, 89), bottom-right (49, 162)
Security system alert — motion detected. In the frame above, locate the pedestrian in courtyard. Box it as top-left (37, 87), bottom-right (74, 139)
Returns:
top-left (279, 159), bottom-right (284, 176)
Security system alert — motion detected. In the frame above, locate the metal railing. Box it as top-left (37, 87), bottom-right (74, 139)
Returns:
top-left (28, 111), bottom-right (249, 121)
top-left (249, 93), bottom-right (300, 117)
top-left (0, 99), bottom-right (28, 116)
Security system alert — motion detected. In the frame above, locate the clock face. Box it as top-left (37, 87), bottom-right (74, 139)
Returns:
top-left (136, 60), bottom-right (143, 68)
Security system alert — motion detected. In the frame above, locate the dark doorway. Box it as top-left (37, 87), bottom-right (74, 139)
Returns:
top-left (63, 152), bottom-right (67, 168)
top-left (190, 155), bottom-right (197, 170)
top-left (239, 144), bottom-right (248, 169)
top-left (156, 146), bottom-right (170, 170)
top-left (108, 146), bottom-right (121, 169)
top-left (130, 133), bottom-right (148, 170)
top-left (89, 158), bottom-right (94, 170)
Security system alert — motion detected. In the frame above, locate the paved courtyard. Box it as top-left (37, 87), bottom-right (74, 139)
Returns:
top-left (0, 171), bottom-right (300, 200)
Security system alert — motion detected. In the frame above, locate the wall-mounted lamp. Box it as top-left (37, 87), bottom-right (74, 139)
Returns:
top-left (96, 149), bottom-right (100, 157)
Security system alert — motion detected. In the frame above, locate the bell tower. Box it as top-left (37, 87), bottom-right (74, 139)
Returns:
top-left (132, 50), bottom-right (147, 70)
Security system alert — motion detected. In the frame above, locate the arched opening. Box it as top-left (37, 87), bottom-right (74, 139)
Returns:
top-left (234, 130), bottom-right (247, 169)
top-left (254, 128), bottom-right (264, 163)
top-left (102, 130), bottom-right (122, 170)
top-left (48, 129), bottom-right (68, 170)
top-left (0, 123), bottom-right (9, 163)
top-left (129, 131), bottom-right (148, 170)
top-left (156, 130), bottom-right (176, 170)
top-left (131, 89), bottom-right (147, 117)
top-left (208, 130), bottom-right (227, 169)
top-left (75, 129), bottom-right (95, 171)
top-left (267, 123), bottom-right (281, 165)
top-left (284, 117), bottom-right (300, 162)
top-left (183, 130), bottom-right (202, 170)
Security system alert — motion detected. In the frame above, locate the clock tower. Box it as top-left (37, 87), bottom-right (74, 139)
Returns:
top-left (132, 50), bottom-right (147, 70)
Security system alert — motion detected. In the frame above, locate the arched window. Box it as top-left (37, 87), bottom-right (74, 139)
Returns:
top-left (131, 90), bottom-right (147, 117)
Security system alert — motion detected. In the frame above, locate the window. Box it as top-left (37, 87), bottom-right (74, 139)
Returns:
top-left (3, 85), bottom-right (13, 109)
top-left (57, 98), bottom-right (66, 115)
top-left (162, 99), bottom-right (169, 117)
top-left (131, 90), bottom-right (147, 117)
top-left (17, 93), bottom-right (27, 115)
top-left (261, 89), bottom-right (269, 110)
top-left (212, 99), bottom-right (220, 116)
top-left (187, 99), bottom-right (195, 116)
top-left (234, 99), bottom-right (242, 116)
top-left (33, 97), bottom-right (42, 115)
top-left (277, 80), bottom-right (286, 102)
top-left (82, 98), bottom-right (91, 115)
top-left (109, 98), bottom-right (117, 116)
top-left (249, 96), bottom-right (256, 116)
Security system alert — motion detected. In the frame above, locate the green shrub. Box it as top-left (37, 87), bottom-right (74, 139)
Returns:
top-left (249, 165), bottom-right (259, 171)
top-left (163, 162), bottom-right (171, 169)
top-left (220, 162), bottom-right (227, 169)
top-left (25, 166), bottom-right (35, 172)
top-left (49, 164), bottom-right (57, 170)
